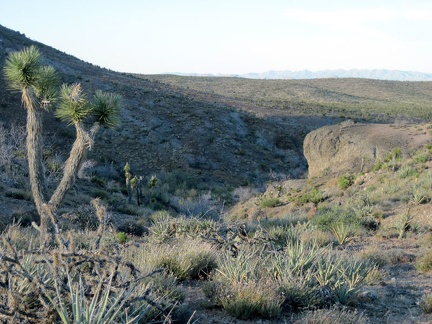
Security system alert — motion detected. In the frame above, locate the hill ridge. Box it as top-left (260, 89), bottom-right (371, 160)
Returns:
top-left (170, 68), bottom-right (432, 81)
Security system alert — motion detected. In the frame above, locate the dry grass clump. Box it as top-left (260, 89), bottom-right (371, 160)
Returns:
top-left (361, 245), bottom-right (413, 267)
top-left (299, 227), bottom-right (336, 247)
top-left (420, 293), bottom-right (432, 314)
top-left (416, 250), bottom-right (432, 272)
top-left (216, 280), bottom-right (282, 320)
top-left (149, 238), bottom-right (218, 280)
top-left (292, 306), bottom-right (370, 323)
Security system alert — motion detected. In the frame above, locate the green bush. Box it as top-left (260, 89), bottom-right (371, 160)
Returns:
top-left (115, 232), bottom-right (128, 243)
top-left (338, 175), bottom-right (354, 189)
top-left (310, 207), bottom-right (359, 232)
top-left (397, 165), bottom-right (419, 179)
top-left (413, 154), bottom-right (429, 163)
top-left (259, 197), bottom-right (281, 208)
top-left (371, 162), bottom-right (384, 172)
top-left (293, 187), bottom-right (326, 206)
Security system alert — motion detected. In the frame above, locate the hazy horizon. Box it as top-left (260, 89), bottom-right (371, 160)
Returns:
top-left (1, 0), bottom-right (432, 75)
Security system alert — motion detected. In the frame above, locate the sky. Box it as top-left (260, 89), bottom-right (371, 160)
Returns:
top-left (1, 0), bottom-right (432, 75)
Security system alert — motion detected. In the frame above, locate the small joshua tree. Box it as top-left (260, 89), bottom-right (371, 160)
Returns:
top-left (124, 162), bottom-right (133, 204)
top-left (4, 46), bottom-right (122, 247)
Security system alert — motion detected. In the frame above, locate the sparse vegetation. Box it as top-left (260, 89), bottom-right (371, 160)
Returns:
top-left (2, 27), bottom-right (432, 323)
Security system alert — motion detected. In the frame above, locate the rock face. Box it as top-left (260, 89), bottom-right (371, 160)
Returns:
top-left (304, 123), bottom-right (431, 178)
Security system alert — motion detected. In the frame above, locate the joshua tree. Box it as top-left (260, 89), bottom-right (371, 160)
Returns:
top-left (4, 46), bottom-right (57, 243)
top-left (4, 46), bottom-right (122, 247)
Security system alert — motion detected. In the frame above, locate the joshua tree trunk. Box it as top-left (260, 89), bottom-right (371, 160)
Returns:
top-left (49, 122), bottom-right (98, 211)
top-left (24, 88), bottom-right (47, 212)
top-left (23, 87), bottom-right (51, 245)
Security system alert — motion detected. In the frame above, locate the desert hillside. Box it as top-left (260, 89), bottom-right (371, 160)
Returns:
top-left (2, 24), bottom-right (432, 324)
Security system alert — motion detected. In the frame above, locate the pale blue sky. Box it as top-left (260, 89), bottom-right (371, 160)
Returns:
top-left (1, 0), bottom-right (432, 74)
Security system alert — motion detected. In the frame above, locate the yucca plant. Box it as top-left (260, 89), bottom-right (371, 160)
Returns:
top-left (331, 222), bottom-right (352, 245)
top-left (47, 274), bottom-right (154, 324)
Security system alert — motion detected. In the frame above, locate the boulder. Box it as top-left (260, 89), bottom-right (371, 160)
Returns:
top-left (303, 123), bottom-right (431, 178)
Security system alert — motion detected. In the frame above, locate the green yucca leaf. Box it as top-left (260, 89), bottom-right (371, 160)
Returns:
top-left (55, 83), bottom-right (91, 124)
top-left (92, 90), bottom-right (122, 127)
top-left (3, 45), bottom-right (42, 90)
top-left (34, 65), bottom-right (58, 108)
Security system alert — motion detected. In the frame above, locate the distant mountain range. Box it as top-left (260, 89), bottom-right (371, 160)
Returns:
top-left (170, 69), bottom-right (432, 81)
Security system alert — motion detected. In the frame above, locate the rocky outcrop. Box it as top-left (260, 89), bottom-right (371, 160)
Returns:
top-left (304, 123), bottom-right (431, 178)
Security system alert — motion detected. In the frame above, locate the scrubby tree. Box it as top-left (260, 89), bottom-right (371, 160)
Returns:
top-left (3, 46), bottom-right (122, 247)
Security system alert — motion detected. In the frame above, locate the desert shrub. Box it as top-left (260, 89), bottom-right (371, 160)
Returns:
top-left (266, 224), bottom-right (303, 247)
top-left (362, 247), bottom-right (411, 267)
top-left (217, 280), bottom-right (282, 320)
top-left (92, 189), bottom-right (110, 200)
top-left (115, 205), bottom-right (142, 216)
top-left (420, 293), bottom-right (432, 314)
top-left (416, 250), bottom-right (432, 272)
top-left (232, 186), bottom-right (259, 202)
top-left (92, 161), bottom-right (120, 180)
top-left (151, 238), bottom-right (218, 280)
top-left (169, 191), bottom-right (220, 218)
top-left (360, 216), bottom-right (380, 231)
top-left (338, 175), bottom-right (355, 189)
top-left (45, 155), bottom-right (63, 178)
top-left (397, 165), bottom-right (419, 178)
top-left (207, 247), bottom-right (282, 319)
top-left (117, 221), bottom-right (146, 236)
top-left (0, 123), bottom-right (26, 172)
top-left (259, 197), bottom-right (281, 208)
top-left (11, 211), bottom-right (39, 228)
top-left (148, 214), bottom-right (219, 243)
top-left (384, 147), bottom-right (402, 162)
top-left (371, 161), bottom-right (384, 172)
top-left (413, 153), bottom-right (429, 163)
top-left (5, 188), bottom-right (33, 201)
top-left (310, 206), bottom-right (360, 232)
top-left (66, 203), bottom-right (99, 230)
top-left (114, 231), bottom-right (128, 243)
top-left (293, 187), bottom-right (326, 206)
top-left (91, 175), bottom-right (106, 186)
top-left (300, 228), bottom-right (336, 247)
